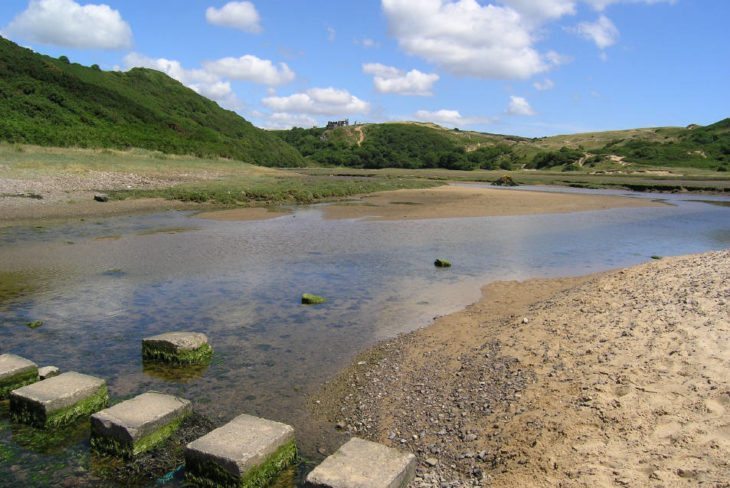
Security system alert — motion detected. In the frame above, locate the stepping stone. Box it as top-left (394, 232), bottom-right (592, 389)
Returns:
top-left (142, 331), bottom-right (212, 365)
top-left (10, 371), bottom-right (108, 428)
top-left (305, 437), bottom-right (416, 488)
top-left (38, 366), bottom-right (60, 380)
top-left (0, 354), bottom-right (38, 399)
top-left (91, 391), bottom-right (192, 458)
top-left (185, 414), bottom-right (296, 488)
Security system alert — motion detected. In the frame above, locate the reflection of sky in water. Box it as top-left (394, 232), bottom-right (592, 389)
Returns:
top-left (0, 187), bottom-right (729, 486)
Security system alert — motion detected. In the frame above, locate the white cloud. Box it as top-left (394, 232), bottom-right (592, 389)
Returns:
top-left (263, 112), bottom-right (318, 130)
top-left (355, 38), bottom-right (380, 48)
top-left (203, 55), bottom-right (295, 85)
top-left (573, 15), bottom-right (619, 49)
top-left (382, 0), bottom-right (551, 79)
top-left (124, 53), bottom-right (240, 108)
top-left (206, 1), bottom-right (261, 33)
top-left (584, 0), bottom-right (676, 11)
top-left (534, 78), bottom-right (555, 91)
top-left (4, 0), bottom-right (132, 49)
top-left (326, 26), bottom-right (336, 42)
top-left (507, 96), bottom-right (536, 116)
top-left (262, 87), bottom-right (370, 116)
top-left (413, 109), bottom-right (490, 127)
top-left (500, 0), bottom-right (576, 23)
top-left (363, 63), bottom-right (439, 96)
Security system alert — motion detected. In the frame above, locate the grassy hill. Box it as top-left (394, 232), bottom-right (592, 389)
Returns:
top-left (0, 37), bottom-right (305, 167)
top-left (274, 119), bottom-right (730, 172)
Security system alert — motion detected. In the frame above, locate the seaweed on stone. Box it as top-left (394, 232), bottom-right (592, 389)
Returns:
top-left (186, 439), bottom-right (298, 488)
top-left (91, 412), bottom-right (189, 458)
top-left (0, 369), bottom-right (38, 399)
top-left (142, 342), bottom-right (213, 366)
top-left (91, 412), bottom-right (214, 486)
top-left (10, 385), bottom-right (108, 428)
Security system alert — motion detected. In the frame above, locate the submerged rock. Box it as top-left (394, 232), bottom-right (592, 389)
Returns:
top-left (434, 259), bottom-right (452, 268)
top-left (302, 293), bottom-right (327, 305)
top-left (94, 194), bottom-right (109, 202)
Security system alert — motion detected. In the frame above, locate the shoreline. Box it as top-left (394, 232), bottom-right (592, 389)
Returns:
top-left (311, 250), bottom-right (730, 487)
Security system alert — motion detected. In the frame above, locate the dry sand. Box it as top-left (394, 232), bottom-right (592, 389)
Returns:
top-left (322, 185), bottom-right (663, 221)
top-left (313, 251), bottom-right (730, 487)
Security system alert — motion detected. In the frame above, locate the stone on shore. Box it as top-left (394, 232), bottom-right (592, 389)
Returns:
top-left (305, 437), bottom-right (416, 488)
top-left (302, 293), bottom-right (326, 305)
top-left (185, 413), bottom-right (296, 487)
top-left (10, 372), bottom-right (108, 428)
top-left (91, 391), bottom-right (192, 458)
top-left (94, 193), bottom-right (109, 202)
top-left (434, 258), bottom-right (451, 268)
top-left (0, 354), bottom-right (38, 399)
top-left (38, 366), bottom-right (60, 380)
top-left (142, 331), bottom-right (212, 365)
top-left (492, 175), bottom-right (518, 187)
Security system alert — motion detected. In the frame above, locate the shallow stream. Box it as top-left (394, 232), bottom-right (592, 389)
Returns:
top-left (1, 186), bottom-right (729, 486)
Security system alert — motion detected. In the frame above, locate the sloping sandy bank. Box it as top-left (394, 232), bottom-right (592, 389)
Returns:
top-left (322, 185), bottom-right (664, 220)
top-left (313, 251), bottom-right (729, 487)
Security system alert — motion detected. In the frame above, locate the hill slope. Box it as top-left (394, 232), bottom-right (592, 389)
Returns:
top-left (274, 119), bottom-right (730, 171)
top-left (0, 37), bottom-right (304, 167)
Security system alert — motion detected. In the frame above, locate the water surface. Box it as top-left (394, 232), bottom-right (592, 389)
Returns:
top-left (0, 186), bottom-right (728, 486)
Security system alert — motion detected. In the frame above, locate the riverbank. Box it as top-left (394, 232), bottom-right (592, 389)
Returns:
top-left (312, 250), bottom-right (730, 487)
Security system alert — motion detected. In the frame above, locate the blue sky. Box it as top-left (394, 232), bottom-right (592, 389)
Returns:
top-left (0, 0), bottom-right (728, 136)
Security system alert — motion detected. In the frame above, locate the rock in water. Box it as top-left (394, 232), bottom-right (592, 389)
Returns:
top-left (94, 193), bottom-right (109, 202)
top-left (492, 175), bottom-right (518, 186)
top-left (302, 293), bottom-right (327, 305)
top-left (434, 258), bottom-right (452, 268)
top-left (0, 354), bottom-right (38, 399)
top-left (142, 332), bottom-right (212, 365)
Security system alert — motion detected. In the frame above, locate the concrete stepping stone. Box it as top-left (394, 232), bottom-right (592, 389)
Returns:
top-left (142, 331), bottom-right (212, 365)
top-left (0, 354), bottom-right (38, 399)
top-left (185, 413), bottom-right (296, 488)
top-left (9, 371), bottom-right (108, 428)
top-left (305, 437), bottom-right (416, 488)
top-left (38, 366), bottom-right (60, 380)
top-left (91, 391), bottom-right (192, 458)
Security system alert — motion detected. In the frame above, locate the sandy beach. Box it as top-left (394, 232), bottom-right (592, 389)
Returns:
top-left (322, 185), bottom-right (664, 220)
top-left (313, 250), bottom-right (730, 487)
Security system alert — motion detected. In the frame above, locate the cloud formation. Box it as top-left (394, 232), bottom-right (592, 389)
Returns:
top-left (573, 15), bottom-right (619, 49)
top-left (262, 87), bottom-right (370, 115)
top-left (414, 109), bottom-right (489, 126)
top-left (533, 78), bottom-right (555, 91)
top-left (203, 55), bottom-right (295, 85)
top-left (507, 96), bottom-right (536, 116)
top-left (206, 1), bottom-right (261, 33)
top-left (363, 63), bottom-right (439, 96)
top-left (4, 0), bottom-right (132, 49)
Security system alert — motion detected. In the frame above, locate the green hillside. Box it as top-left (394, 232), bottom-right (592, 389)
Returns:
top-left (275, 119), bottom-right (730, 172)
top-left (0, 37), bottom-right (304, 167)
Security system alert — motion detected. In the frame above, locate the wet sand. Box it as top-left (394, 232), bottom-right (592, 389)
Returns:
top-left (313, 250), bottom-right (730, 487)
top-left (322, 185), bottom-right (664, 220)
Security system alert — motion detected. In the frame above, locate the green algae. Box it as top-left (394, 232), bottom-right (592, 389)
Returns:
top-left (91, 413), bottom-right (189, 458)
top-left (301, 293), bottom-right (326, 305)
top-left (0, 369), bottom-right (38, 399)
top-left (434, 258), bottom-right (452, 268)
top-left (142, 342), bottom-right (213, 366)
top-left (142, 361), bottom-right (210, 383)
top-left (186, 439), bottom-right (297, 488)
top-left (10, 385), bottom-right (108, 428)
top-left (10, 416), bottom-right (89, 455)
top-left (25, 320), bottom-right (43, 329)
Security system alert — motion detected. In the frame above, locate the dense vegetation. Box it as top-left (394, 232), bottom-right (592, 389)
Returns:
top-left (0, 37), bottom-right (304, 166)
top-left (277, 119), bottom-right (730, 172)
top-left (274, 124), bottom-right (517, 170)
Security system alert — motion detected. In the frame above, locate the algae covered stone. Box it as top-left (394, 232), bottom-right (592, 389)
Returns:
top-left (185, 413), bottom-right (296, 488)
top-left (10, 371), bottom-right (108, 428)
top-left (91, 391), bottom-right (192, 458)
top-left (142, 332), bottom-right (212, 365)
top-left (0, 354), bottom-right (38, 399)
top-left (305, 437), bottom-right (416, 488)
top-left (301, 293), bottom-right (326, 305)
top-left (434, 258), bottom-right (451, 268)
